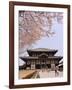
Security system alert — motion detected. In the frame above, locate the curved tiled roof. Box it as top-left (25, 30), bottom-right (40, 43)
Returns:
top-left (20, 56), bottom-right (63, 61)
top-left (27, 48), bottom-right (57, 52)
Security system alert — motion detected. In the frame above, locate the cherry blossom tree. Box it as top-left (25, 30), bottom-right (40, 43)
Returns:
top-left (19, 11), bottom-right (63, 54)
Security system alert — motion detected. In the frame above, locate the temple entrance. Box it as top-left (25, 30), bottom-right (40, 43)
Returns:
top-left (41, 64), bottom-right (46, 69)
top-left (38, 53), bottom-right (48, 69)
top-left (35, 64), bottom-right (47, 69)
top-left (35, 64), bottom-right (41, 69)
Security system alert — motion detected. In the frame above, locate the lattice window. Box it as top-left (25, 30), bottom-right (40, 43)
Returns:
top-left (46, 60), bottom-right (50, 64)
top-left (55, 60), bottom-right (58, 64)
top-left (36, 60), bottom-right (40, 64)
top-left (51, 60), bottom-right (54, 64)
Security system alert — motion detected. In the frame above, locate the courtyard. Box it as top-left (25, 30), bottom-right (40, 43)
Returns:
top-left (19, 69), bottom-right (63, 79)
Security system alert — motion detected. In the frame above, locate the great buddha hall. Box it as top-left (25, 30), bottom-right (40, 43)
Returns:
top-left (20, 48), bottom-right (63, 71)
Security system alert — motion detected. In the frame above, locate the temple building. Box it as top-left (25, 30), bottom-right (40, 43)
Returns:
top-left (20, 48), bottom-right (63, 71)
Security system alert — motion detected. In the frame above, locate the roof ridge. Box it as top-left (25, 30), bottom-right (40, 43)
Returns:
top-left (27, 48), bottom-right (57, 51)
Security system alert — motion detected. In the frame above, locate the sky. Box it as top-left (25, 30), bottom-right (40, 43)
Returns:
top-left (19, 19), bottom-right (63, 66)
top-left (32, 21), bottom-right (63, 56)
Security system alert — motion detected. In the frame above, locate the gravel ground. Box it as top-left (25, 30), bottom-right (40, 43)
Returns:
top-left (38, 70), bottom-right (63, 78)
top-left (19, 69), bottom-right (63, 79)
